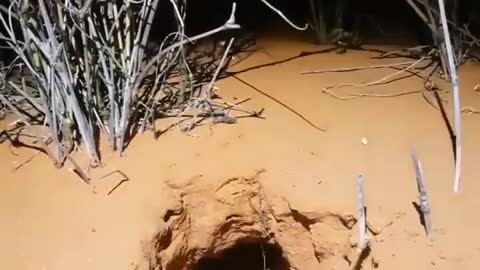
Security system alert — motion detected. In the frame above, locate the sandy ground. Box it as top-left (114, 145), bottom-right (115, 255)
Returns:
top-left (1, 30), bottom-right (480, 270)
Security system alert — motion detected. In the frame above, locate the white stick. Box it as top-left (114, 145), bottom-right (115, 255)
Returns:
top-left (410, 148), bottom-right (432, 238)
top-left (357, 175), bottom-right (367, 250)
top-left (206, 38), bottom-right (235, 97)
top-left (437, 0), bottom-right (462, 192)
top-left (259, 0), bottom-right (308, 31)
top-left (300, 60), bottom-right (419, 75)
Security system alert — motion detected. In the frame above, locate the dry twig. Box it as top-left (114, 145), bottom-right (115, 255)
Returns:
top-left (301, 60), bottom-right (420, 75)
top-left (322, 88), bottom-right (443, 100)
top-left (322, 52), bottom-right (433, 91)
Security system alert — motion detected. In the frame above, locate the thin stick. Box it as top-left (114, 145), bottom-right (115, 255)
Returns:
top-left (7, 81), bottom-right (44, 114)
top-left (357, 175), bottom-right (367, 250)
top-left (379, 45), bottom-right (431, 58)
top-left (100, 170), bottom-right (130, 196)
top-left (405, 0), bottom-right (433, 31)
top-left (322, 88), bottom-right (442, 100)
top-left (117, 3), bottom-right (240, 152)
top-left (136, 3), bottom-right (240, 92)
top-left (259, 0), bottom-right (308, 31)
top-left (422, 0), bottom-right (450, 79)
top-left (301, 61), bottom-right (419, 75)
top-left (346, 175), bottom-right (371, 269)
top-left (12, 150), bottom-right (41, 171)
top-left (322, 53), bottom-right (432, 90)
top-left (399, 1), bottom-right (449, 78)
top-left (206, 38), bottom-right (235, 97)
top-left (437, 0), bottom-right (463, 193)
top-left (410, 147), bottom-right (432, 238)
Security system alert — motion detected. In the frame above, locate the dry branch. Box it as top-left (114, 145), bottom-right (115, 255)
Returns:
top-left (322, 88), bottom-right (442, 100)
top-left (322, 52), bottom-right (432, 91)
top-left (301, 61), bottom-right (420, 75)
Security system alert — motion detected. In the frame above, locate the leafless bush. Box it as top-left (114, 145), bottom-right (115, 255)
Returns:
top-left (0, 0), bottom-right (240, 167)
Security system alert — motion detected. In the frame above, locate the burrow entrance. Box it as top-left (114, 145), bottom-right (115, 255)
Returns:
top-left (194, 239), bottom-right (290, 270)
top-left (150, 173), bottom-right (356, 270)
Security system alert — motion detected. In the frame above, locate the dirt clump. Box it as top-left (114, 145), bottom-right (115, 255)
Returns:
top-left (145, 170), bottom-right (357, 270)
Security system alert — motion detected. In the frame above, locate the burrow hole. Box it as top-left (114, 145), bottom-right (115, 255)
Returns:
top-left (194, 239), bottom-right (290, 270)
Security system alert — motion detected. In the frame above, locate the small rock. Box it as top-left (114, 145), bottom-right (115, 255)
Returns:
top-left (361, 138), bottom-right (368, 145)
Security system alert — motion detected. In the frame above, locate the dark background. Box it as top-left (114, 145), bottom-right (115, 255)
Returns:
top-left (2, 0), bottom-right (480, 62)
top-left (153, 0), bottom-right (480, 43)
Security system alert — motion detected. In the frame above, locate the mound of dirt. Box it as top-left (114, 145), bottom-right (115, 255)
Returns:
top-left (145, 170), bottom-right (359, 270)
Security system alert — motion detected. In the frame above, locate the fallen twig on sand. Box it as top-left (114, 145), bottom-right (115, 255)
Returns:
top-left (100, 170), bottom-right (130, 196)
top-left (322, 52), bottom-right (433, 91)
top-left (377, 46), bottom-right (431, 58)
top-left (12, 150), bottom-right (41, 171)
top-left (211, 99), bottom-right (266, 119)
top-left (322, 88), bottom-right (443, 100)
top-left (300, 60), bottom-right (420, 75)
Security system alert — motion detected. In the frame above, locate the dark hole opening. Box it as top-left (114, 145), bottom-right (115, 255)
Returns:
top-left (194, 240), bottom-right (290, 270)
